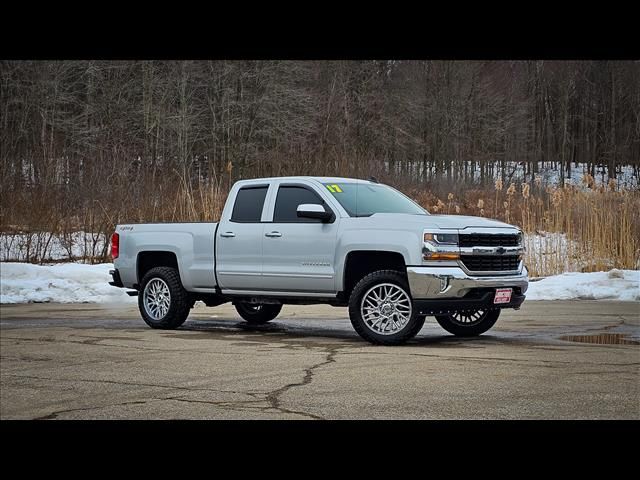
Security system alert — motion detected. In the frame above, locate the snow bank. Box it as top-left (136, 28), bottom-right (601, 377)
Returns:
top-left (526, 269), bottom-right (639, 301)
top-left (0, 262), bottom-right (135, 304)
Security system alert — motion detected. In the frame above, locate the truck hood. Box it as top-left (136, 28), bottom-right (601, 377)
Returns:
top-left (368, 213), bottom-right (518, 231)
top-left (426, 214), bottom-right (516, 230)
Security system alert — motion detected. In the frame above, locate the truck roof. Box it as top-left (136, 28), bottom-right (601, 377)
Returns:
top-left (234, 176), bottom-right (377, 186)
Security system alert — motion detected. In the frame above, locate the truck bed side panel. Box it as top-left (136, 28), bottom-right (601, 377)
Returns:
top-left (115, 223), bottom-right (217, 292)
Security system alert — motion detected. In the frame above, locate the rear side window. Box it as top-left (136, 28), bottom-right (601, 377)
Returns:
top-left (231, 186), bottom-right (268, 222)
top-left (274, 186), bottom-right (326, 223)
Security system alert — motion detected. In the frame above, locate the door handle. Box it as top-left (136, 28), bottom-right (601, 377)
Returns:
top-left (220, 232), bottom-right (235, 238)
top-left (265, 231), bottom-right (282, 238)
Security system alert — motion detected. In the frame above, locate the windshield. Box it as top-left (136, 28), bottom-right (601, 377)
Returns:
top-left (323, 182), bottom-right (428, 217)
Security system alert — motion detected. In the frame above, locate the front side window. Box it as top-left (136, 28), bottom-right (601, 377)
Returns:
top-left (273, 186), bottom-right (326, 223)
top-left (323, 182), bottom-right (427, 217)
top-left (231, 186), bottom-right (268, 222)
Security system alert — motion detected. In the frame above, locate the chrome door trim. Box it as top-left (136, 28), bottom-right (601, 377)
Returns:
top-left (220, 289), bottom-right (337, 297)
top-left (217, 271), bottom-right (261, 276)
top-left (262, 273), bottom-right (334, 279)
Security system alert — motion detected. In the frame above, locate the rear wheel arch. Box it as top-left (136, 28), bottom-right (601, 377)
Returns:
top-left (136, 251), bottom-right (181, 286)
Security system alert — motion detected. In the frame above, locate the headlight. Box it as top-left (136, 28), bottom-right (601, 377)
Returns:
top-left (424, 232), bottom-right (459, 245)
top-left (423, 231), bottom-right (460, 261)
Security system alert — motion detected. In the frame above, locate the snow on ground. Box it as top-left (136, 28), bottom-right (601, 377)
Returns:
top-left (1, 262), bottom-right (638, 304)
top-left (0, 262), bottom-right (135, 304)
top-left (526, 269), bottom-right (639, 301)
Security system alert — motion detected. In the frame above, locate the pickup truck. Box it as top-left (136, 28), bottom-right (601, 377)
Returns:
top-left (109, 176), bottom-right (528, 345)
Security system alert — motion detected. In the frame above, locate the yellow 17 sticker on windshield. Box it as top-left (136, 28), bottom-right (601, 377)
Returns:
top-left (326, 184), bottom-right (343, 193)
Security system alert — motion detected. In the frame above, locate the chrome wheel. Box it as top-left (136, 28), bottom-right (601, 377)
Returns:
top-left (143, 278), bottom-right (171, 320)
top-left (449, 310), bottom-right (487, 325)
top-left (360, 283), bottom-right (412, 335)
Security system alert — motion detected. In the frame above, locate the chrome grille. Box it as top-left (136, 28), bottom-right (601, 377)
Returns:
top-left (458, 233), bottom-right (520, 247)
top-left (461, 255), bottom-right (520, 272)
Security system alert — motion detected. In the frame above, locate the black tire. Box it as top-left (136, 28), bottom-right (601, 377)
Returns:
top-left (348, 270), bottom-right (425, 345)
top-left (235, 302), bottom-right (282, 324)
top-left (138, 266), bottom-right (191, 329)
top-left (435, 309), bottom-right (501, 337)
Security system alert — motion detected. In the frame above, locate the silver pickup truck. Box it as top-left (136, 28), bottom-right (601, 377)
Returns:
top-left (109, 176), bottom-right (528, 345)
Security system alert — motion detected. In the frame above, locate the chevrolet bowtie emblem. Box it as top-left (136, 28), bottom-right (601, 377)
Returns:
top-left (495, 247), bottom-right (506, 254)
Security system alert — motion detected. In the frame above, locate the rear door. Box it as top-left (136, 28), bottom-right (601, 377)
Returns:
top-left (261, 183), bottom-right (339, 293)
top-left (216, 185), bottom-right (269, 291)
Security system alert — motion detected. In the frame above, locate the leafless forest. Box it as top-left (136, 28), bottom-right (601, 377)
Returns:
top-left (1, 60), bottom-right (639, 272)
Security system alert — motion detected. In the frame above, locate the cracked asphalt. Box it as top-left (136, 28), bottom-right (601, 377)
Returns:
top-left (1, 301), bottom-right (638, 419)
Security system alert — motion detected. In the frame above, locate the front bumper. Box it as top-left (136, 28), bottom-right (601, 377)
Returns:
top-left (406, 266), bottom-right (528, 315)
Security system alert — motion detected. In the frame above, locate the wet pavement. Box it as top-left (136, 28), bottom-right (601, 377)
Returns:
top-left (1, 301), bottom-right (638, 419)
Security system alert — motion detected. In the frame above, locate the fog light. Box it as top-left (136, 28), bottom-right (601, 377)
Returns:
top-left (439, 275), bottom-right (451, 292)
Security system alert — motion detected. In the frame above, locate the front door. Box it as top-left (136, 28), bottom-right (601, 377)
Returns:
top-left (261, 185), bottom-right (339, 293)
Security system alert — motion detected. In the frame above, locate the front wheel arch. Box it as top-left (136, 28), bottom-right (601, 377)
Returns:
top-left (341, 250), bottom-right (408, 299)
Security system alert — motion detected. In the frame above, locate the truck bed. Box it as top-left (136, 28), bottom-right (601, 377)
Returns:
top-left (114, 222), bottom-right (219, 292)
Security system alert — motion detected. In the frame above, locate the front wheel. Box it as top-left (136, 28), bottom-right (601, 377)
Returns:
top-left (235, 302), bottom-right (282, 324)
top-left (434, 309), bottom-right (501, 337)
top-left (348, 270), bottom-right (425, 345)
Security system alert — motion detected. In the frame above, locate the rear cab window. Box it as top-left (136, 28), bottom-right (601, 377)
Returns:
top-left (231, 186), bottom-right (268, 222)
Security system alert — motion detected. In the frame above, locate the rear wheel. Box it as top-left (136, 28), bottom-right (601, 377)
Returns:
top-left (235, 302), bottom-right (282, 324)
top-left (348, 270), bottom-right (425, 345)
top-left (434, 309), bottom-right (500, 337)
top-left (138, 266), bottom-right (191, 329)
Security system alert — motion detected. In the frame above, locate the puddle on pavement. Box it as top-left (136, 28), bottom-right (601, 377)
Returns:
top-left (560, 333), bottom-right (639, 345)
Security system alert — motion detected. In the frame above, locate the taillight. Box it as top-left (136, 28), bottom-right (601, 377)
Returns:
top-left (111, 232), bottom-right (119, 259)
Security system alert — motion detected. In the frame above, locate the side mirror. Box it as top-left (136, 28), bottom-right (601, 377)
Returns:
top-left (297, 203), bottom-right (333, 222)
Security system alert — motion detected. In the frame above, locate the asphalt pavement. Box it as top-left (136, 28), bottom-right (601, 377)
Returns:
top-left (1, 300), bottom-right (638, 419)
